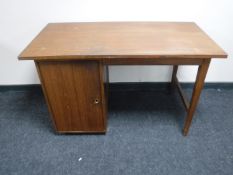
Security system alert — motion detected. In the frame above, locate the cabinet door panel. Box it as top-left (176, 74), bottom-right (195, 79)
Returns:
top-left (37, 61), bottom-right (106, 133)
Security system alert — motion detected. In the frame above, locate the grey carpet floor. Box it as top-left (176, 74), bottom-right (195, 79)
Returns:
top-left (0, 86), bottom-right (233, 175)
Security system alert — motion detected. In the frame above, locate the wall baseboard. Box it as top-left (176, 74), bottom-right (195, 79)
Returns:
top-left (109, 82), bottom-right (233, 91)
top-left (0, 84), bottom-right (42, 92)
top-left (0, 83), bottom-right (233, 92)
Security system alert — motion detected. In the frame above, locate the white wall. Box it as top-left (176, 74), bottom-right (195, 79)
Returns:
top-left (0, 0), bottom-right (232, 84)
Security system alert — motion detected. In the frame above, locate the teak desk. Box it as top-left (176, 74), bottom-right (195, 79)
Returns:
top-left (19, 22), bottom-right (227, 136)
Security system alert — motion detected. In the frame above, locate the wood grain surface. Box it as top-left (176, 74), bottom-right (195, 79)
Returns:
top-left (36, 61), bottom-right (106, 133)
top-left (19, 22), bottom-right (227, 60)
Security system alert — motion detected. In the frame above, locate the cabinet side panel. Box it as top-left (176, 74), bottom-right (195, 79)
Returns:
top-left (35, 61), bottom-right (58, 132)
top-left (101, 64), bottom-right (109, 128)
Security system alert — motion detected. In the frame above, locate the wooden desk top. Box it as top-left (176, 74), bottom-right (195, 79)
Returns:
top-left (19, 22), bottom-right (227, 60)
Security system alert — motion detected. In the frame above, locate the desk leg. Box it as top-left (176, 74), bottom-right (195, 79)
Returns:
top-left (171, 65), bottom-right (178, 85)
top-left (183, 59), bottom-right (210, 136)
top-left (169, 65), bottom-right (179, 93)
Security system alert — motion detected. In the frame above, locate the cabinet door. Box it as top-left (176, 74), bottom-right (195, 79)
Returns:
top-left (36, 61), bottom-right (106, 133)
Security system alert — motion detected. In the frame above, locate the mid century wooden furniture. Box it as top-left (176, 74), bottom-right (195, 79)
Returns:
top-left (19, 22), bottom-right (227, 136)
